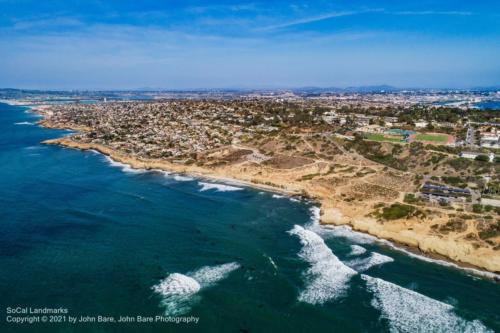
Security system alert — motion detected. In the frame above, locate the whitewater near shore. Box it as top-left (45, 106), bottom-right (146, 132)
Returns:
top-left (41, 134), bottom-right (500, 275)
top-left (3, 98), bottom-right (499, 333)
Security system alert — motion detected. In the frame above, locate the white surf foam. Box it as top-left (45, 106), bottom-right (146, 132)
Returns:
top-left (198, 182), bottom-right (243, 192)
top-left (346, 252), bottom-right (394, 272)
top-left (319, 225), bottom-right (378, 244)
top-left (153, 262), bottom-right (240, 315)
top-left (103, 156), bottom-right (146, 174)
top-left (309, 206), bottom-right (321, 224)
top-left (14, 121), bottom-right (34, 126)
top-left (152, 273), bottom-right (201, 316)
top-left (272, 193), bottom-right (301, 202)
top-left (173, 175), bottom-right (194, 182)
top-left (306, 206), bottom-right (499, 279)
top-left (305, 211), bottom-right (377, 245)
top-left (349, 245), bottom-right (367, 256)
top-left (190, 262), bottom-right (240, 287)
top-left (379, 241), bottom-right (500, 280)
top-left (288, 225), bottom-right (357, 304)
top-left (362, 275), bottom-right (492, 333)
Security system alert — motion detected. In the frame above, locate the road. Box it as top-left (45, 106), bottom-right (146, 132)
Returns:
top-left (466, 124), bottom-right (476, 147)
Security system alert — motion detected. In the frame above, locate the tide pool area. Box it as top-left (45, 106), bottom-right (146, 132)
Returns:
top-left (1, 101), bottom-right (499, 333)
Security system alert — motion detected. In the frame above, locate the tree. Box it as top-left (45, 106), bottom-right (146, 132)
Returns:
top-left (472, 204), bottom-right (483, 213)
top-left (475, 154), bottom-right (489, 162)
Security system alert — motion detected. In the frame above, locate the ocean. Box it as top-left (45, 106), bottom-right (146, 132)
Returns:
top-left (476, 101), bottom-right (500, 110)
top-left (0, 102), bottom-right (499, 333)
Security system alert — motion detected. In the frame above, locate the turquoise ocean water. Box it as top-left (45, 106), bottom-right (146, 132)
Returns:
top-left (0, 102), bottom-right (499, 333)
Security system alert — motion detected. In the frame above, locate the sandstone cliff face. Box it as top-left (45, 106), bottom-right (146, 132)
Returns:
top-left (43, 137), bottom-right (500, 274)
top-left (321, 207), bottom-right (500, 273)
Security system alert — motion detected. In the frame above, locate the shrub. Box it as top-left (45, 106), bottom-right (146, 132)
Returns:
top-left (475, 154), bottom-right (489, 162)
top-left (472, 204), bottom-right (483, 213)
top-left (404, 193), bottom-right (419, 204)
top-left (478, 222), bottom-right (500, 240)
top-left (380, 203), bottom-right (415, 220)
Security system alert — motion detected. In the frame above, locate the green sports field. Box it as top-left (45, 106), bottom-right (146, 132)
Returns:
top-left (365, 133), bottom-right (404, 143)
top-left (414, 133), bottom-right (448, 143)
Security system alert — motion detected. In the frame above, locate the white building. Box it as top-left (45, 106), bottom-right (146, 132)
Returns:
top-left (480, 133), bottom-right (500, 149)
top-left (459, 151), bottom-right (479, 159)
top-left (459, 151), bottom-right (496, 162)
top-left (415, 119), bottom-right (429, 128)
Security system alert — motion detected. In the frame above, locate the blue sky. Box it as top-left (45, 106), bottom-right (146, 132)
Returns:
top-left (0, 0), bottom-right (499, 89)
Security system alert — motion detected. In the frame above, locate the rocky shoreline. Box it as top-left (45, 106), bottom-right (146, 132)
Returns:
top-left (42, 135), bottom-right (500, 277)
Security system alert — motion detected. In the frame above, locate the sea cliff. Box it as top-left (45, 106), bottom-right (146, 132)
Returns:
top-left (43, 135), bottom-right (500, 275)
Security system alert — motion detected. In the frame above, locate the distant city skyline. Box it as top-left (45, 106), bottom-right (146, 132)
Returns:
top-left (1, 0), bottom-right (499, 90)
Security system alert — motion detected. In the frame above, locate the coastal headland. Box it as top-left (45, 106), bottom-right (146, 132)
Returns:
top-left (36, 99), bottom-right (500, 274)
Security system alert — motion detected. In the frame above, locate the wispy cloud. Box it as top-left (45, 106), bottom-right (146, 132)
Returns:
top-left (187, 3), bottom-right (258, 14)
top-left (256, 9), bottom-right (382, 32)
top-left (392, 11), bottom-right (473, 16)
top-left (12, 17), bottom-right (83, 31)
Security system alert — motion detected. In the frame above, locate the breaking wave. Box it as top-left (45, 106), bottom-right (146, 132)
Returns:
top-left (304, 207), bottom-right (376, 245)
top-left (173, 175), bottom-right (194, 182)
top-left (288, 225), bottom-right (357, 304)
top-left (153, 262), bottom-right (240, 315)
top-left (14, 121), bottom-right (34, 125)
top-left (380, 241), bottom-right (500, 280)
top-left (346, 252), bottom-right (394, 272)
top-left (305, 206), bottom-right (499, 279)
top-left (152, 273), bottom-right (201, 316)
top-left (349, 245), bottom-right (367, 256)
top-left (309, 206), bottom-right (321, 224)
top-left (190, 262), bottom-right (240, 286)
top-left (271, 193), bottom-right (301, 202)
top-left (362, 275), bottom-right (492, 333)
top-left (317, 225), bottom-right (378, 244)
top-left (103, 156), bottom-right (146, 174)
top-left (198, 182), bottom-right (243, 192)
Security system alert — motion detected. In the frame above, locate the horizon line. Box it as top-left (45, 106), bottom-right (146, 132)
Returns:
top-left (1, 85), bottom-right (499, 92)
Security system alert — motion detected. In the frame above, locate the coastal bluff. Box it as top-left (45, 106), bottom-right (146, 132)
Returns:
top-left (43, 136), bottom-right (500, 274)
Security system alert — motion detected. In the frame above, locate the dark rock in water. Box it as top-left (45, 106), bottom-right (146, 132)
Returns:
top-left (239, 329), bottom-right (250, 333)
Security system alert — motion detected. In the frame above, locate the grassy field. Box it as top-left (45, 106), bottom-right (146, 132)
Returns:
top-left (365, 133), bottom-right (403, 143)
top-left (414, 133), bottom-right (449, 143)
